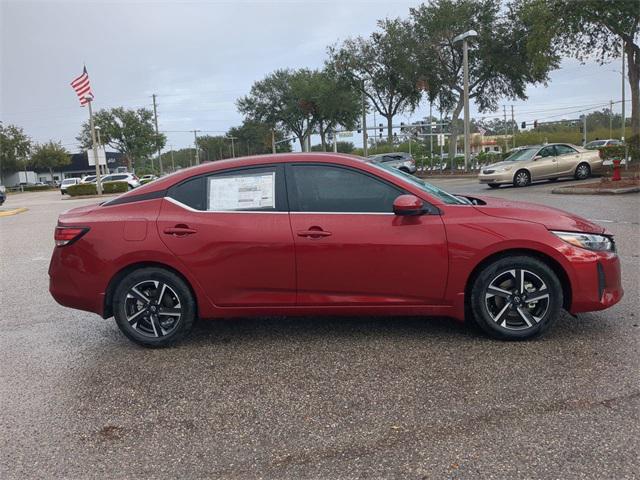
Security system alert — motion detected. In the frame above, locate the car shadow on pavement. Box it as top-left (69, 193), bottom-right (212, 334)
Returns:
top-left (188, 315), bottom-right (474, 347)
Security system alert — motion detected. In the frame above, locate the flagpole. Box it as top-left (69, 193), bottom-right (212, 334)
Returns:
top-left (86, 96), bottom-right (103, 195)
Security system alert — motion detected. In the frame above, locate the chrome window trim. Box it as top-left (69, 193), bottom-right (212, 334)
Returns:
top-left (165, 197), bottom-right (394, 215)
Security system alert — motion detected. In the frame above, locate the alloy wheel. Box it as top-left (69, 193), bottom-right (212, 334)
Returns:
top-left (124, 280), bottom-right (182, 338)
top-left (515, 171), bottom-right (530, 187)
top-left (484, 269), bottom-right (550, 331)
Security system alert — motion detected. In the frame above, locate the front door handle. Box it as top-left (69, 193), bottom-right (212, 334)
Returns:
top-left (163, 226), bottom-right (197, 236)
top-left (297, 228), bottom-right (332, 239)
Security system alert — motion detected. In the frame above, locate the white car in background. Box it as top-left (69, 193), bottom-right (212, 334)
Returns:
top-left (81, 175), bottom-right (97, 184)
top-left (100, 173), bottom-right (141, 190)
top-left (60, 177), bottom-right (81, 195)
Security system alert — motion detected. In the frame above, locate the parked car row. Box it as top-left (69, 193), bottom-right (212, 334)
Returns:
top-left (61, 173), bottom-right (141, 195)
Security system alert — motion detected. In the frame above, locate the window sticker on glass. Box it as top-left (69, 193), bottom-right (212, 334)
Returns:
top-left (208, 172), bottom-right (275, 211)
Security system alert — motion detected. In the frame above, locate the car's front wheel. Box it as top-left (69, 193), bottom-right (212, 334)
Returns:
top-left (113, 267), bottom-right (196, 347)
top-left (469, 256), bottom-right (563, 340)
top-left (513, 170), bottom-right (531, 187)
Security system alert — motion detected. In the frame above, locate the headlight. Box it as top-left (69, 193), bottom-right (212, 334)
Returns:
top-left (551, 231), bottom-right (615, 252)
top-left (493, 166), bottom-right (513, 173)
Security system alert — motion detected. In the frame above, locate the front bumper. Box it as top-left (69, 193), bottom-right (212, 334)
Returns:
top-left (567, 250), bottom-right (623, 314)
top-left (478, 170), bottom-right (514, 185)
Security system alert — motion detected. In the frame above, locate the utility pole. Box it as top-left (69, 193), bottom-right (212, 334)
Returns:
top-left (511, 105), bottom-right (515, 149)
top-left (152, 94), bottom-right (163, 174)
top-left (361, 79), bottom-right (368, 157)
top-left (429, 101), bottom-right (433, 158)
top-left (95, 126), bottom-right (107, 175)
top-left (85, 96), bottom-right (102, 195)
top-left (583, 115), bottom-right (587, 146)
top-left (227, 136), bottom-right (237, 158)
top-left (439, 101), bottom-right (444, 172)
top-left (503, 104), bottom-right (508, 151)
top-left (170, 145), bottom-right (175, 171)
top-left (609, 99), bottom-right (613, 139)
top-left (271, 129), bottom-right (276, 154)
top-left (621, 50), bottom-right (626, 142)
top-left (193, 130), bottom-right (199, 165)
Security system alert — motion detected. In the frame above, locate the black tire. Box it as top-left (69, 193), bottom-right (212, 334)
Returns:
top-left (488, 183), bottom-right (500, 189)
top-left (513, 169), bottom-right (531, 187)
top-left (469, 256), bottom-right (563, 340)
top-left (574, 162), bottom-right (591, 180)
top-left (113, 267), bottom-right (196, 347)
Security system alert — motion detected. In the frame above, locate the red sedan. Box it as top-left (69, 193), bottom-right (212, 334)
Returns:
top-left (49, 153), bottom-right (623, 347)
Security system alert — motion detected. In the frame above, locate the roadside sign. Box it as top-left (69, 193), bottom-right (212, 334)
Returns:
top-left (437, 134), bottom-right (445, 146)
top-left (337, 131), bottom-right (353, 138)
top-left (87, 147), bottom-right (107, 166)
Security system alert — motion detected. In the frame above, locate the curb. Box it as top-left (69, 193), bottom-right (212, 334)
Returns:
top-left (552, 186), bottom-right (640, 195)
top-left (0, 207), bottom-right (28, 217)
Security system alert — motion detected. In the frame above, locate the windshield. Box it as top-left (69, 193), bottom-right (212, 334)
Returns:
top-left (368, 161), bottom-right (465, 205)
top-left (62, 179), bottom-right (76, 185)
top-left (504, 148), bottom-right (538, 162)
top-left (585, 141), bottom-right (606, 148)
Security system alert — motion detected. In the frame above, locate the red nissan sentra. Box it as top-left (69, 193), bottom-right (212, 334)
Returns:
top-left (49, 153), bottom-right (623, 347)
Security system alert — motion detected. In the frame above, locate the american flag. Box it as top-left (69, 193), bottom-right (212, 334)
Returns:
top-left (70, 66), bottom-right (94, 106)
top-left (478, 127), bottom-right (487, 136)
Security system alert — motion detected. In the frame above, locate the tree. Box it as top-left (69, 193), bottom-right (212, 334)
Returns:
top-left (514, 0), bottom-right (640, 141)
top-left (77, 107), bottom-right (166, 171)
top-left (30, 141), bottom-right (71, 178)
top-left (227, 120), bottom-right (292, 156)
top-left (410, 0), bottom-right (559, 159)
top-left (312, 71), bottom-right (361, 150)
top-left (327, 18), bottom-right (424, 142)
top-left (159, 148), bottom-right (197, 170)
top-left (196, 135), bottom-right (231, 161)
top-left (0, 123), bottom-right (31, 181)
top-left (238, 69), bottom-right (316, 151)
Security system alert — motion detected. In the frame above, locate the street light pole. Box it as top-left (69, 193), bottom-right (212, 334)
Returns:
top-left (621, 51), bottom-right (626, 142)
top-left (453, 30), bottom-right (478, 173)
top-left (95, 126), bottom-right (106, 175)
top-left (85, 96), bottom-right (102, 195)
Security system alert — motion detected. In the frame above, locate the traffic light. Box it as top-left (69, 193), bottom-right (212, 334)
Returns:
top-left (357, 123), bottom-right (361, 134)
top-left (521, 121), bottom-right (526, 129)
top-left (379, 123), bottom-right (383, 139)
top-left (400, 122), bottom-right (405, 132)
top-left (533, 120), bottom-right (538, 129)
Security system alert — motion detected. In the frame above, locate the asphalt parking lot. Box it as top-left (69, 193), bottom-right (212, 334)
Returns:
top-left (1, 180), bottom-right (639, 479)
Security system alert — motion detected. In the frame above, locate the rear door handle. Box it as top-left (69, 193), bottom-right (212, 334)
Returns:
top-left (297, 229), bottom-right (332, 238)
top-left (163, 226), bottom-right (197, 236)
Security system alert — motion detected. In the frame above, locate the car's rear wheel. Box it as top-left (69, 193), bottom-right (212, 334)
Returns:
top-left (469, 256), bottom-right (563, 340)
top-left (488, 183), bottom-right (500, 189)
top-left (575, 162), bottom-right (591, 180)
top-left (113, 267), bottom-right (196, 347)
top-left (513, 170), bottom-right (531, 187)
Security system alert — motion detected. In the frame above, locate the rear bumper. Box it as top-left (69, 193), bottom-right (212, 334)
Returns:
top-left (49, 245), bottom-right (107, 316)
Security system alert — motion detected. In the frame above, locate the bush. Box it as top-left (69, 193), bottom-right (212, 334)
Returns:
top-left (21, 185), bottom-right (53, 192)
top-left (67, 181), bottom-right (129, 196)
top-left (102, 181), bottom-right (129, 194)
top-left (67, 183), bottom-right (97, 196)
top-left (598, 145), bottom-right (627, 160)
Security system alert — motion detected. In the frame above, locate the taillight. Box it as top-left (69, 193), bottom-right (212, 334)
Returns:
top-left (55, 226), bottom-right (89, 247)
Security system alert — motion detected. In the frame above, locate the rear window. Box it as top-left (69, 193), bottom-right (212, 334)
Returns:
top-left (62, 179), bottom-right (77, 185)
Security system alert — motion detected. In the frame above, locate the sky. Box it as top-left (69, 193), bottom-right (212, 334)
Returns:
top-left (1, 0), bottom-right (631, 153)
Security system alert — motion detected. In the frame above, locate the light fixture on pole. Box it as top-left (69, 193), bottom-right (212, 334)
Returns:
top-left (453, 29), bottom-right (478, 172)
top-left (85, 94), bottom-right (103, 195)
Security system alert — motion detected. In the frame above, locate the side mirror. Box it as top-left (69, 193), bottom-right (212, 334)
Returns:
top-left (533, 155), bottom-right (542, 161)
top-left (393, 194), bottom-right (424, 216)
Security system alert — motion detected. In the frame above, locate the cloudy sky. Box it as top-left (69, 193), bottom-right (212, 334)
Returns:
top-left (1, 0), bottom-right (630, 153)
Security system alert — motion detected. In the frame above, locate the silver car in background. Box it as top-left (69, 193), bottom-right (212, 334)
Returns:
top-left (368, 152), bottom-right (417, 174)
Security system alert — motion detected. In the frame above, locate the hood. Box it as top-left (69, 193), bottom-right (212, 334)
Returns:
top-left (470, 196), bottom-right (605, 234)
top-left (483, 161), bottom-right (514, 170)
